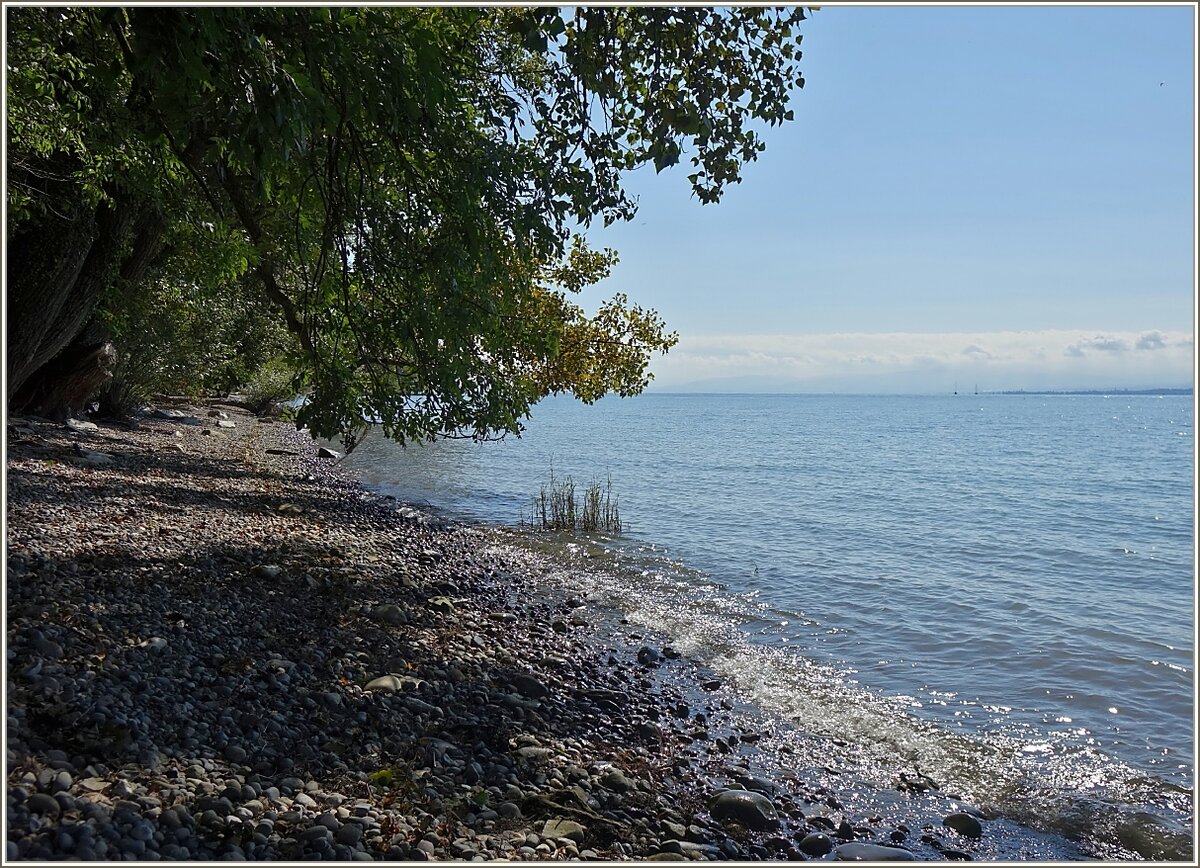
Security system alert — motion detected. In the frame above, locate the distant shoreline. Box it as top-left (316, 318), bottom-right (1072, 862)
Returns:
top-left (646, 388), bottom-right (1194, 397)
top-left (989, 388), bottom-right (1193, 396)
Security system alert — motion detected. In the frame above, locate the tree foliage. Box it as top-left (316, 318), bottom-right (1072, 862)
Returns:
top-left (6, 6), bottom-right (809, 445)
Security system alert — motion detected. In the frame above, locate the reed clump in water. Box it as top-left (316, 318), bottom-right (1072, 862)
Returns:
top-left (525, 471), bottom-right (621, 534)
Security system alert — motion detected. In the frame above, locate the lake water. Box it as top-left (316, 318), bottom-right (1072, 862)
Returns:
top-left (337, 392), bottom-right (1195, 859)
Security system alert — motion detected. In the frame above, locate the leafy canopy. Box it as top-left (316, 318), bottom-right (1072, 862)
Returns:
top-left (6, 6), bottom-right (809, 447)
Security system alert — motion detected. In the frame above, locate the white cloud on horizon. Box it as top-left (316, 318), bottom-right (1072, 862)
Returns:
top-left (647, 329), bottom-right (1195, 392)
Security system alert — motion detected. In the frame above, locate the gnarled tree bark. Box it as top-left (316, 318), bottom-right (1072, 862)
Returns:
top-left (13, 323), bottom-right (118, 421)
top-left (6, 204), bottom-right (100, 401)
top-left (7, 192), bottom-right (165, 418)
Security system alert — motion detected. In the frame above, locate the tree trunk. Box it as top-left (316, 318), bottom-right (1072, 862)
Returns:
top-left (14, 324), bottom-right (118, 421)
top-left (5, 205), bottom-right (100, 400)
top-left (7, 195), bottom-right (165, 418)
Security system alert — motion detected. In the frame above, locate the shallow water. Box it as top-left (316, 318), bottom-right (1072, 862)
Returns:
top-left (337, 392), bottom-right (1195, 859)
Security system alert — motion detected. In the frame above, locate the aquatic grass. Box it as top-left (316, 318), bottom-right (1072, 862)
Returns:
top-left (581, 478), bottom-right (621, 533)
top-left (524, 469), bottom-right (621, 534)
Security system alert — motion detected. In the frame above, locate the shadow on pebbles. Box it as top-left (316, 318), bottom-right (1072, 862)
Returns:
top-left (6, 403), bottom-right (977, 861)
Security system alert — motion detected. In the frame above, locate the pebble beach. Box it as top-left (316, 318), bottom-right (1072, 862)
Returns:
top-left (7, 403), bottom-right (1027, 861)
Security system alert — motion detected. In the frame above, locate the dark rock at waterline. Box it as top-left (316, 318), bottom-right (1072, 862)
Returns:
top-left (732, 773), bottom-right (778, 797)
top-left (709, 788), bottom-right (779, 831)
top-left (764, 834), bottom-right (792, 852)
top-left (635, 722), bottom-right (664, 744)
top-left (943, 812), bottom-right (983, 839)
top-left (316, 446), bottom-right (341, 459)
top-left (896, 770), bottom-right (939, 794)
top-left (833, 842), bottom-right (918, 861)
top-left (636, 646), bottom-right (661, 666)
top-left (798, 832), bottom-right (834, 856)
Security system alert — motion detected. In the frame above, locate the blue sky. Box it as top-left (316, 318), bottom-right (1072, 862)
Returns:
top-left (579, 3), bottom-right (1196, 392)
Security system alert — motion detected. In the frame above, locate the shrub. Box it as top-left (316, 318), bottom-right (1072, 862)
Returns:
top-left (244, 356), bottom-right (297, 415)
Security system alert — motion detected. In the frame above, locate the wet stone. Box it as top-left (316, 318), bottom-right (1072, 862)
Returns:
top-left (637, 646), bottom-right (661, 666)
top-left (833, 842), bottom-right (918, 861)
top-left (943, 812), bottom-right (984, 839)
top-left (710, 788), bottom-right (779, 831)
top-left (799, 832), bottom-right (834, 856)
